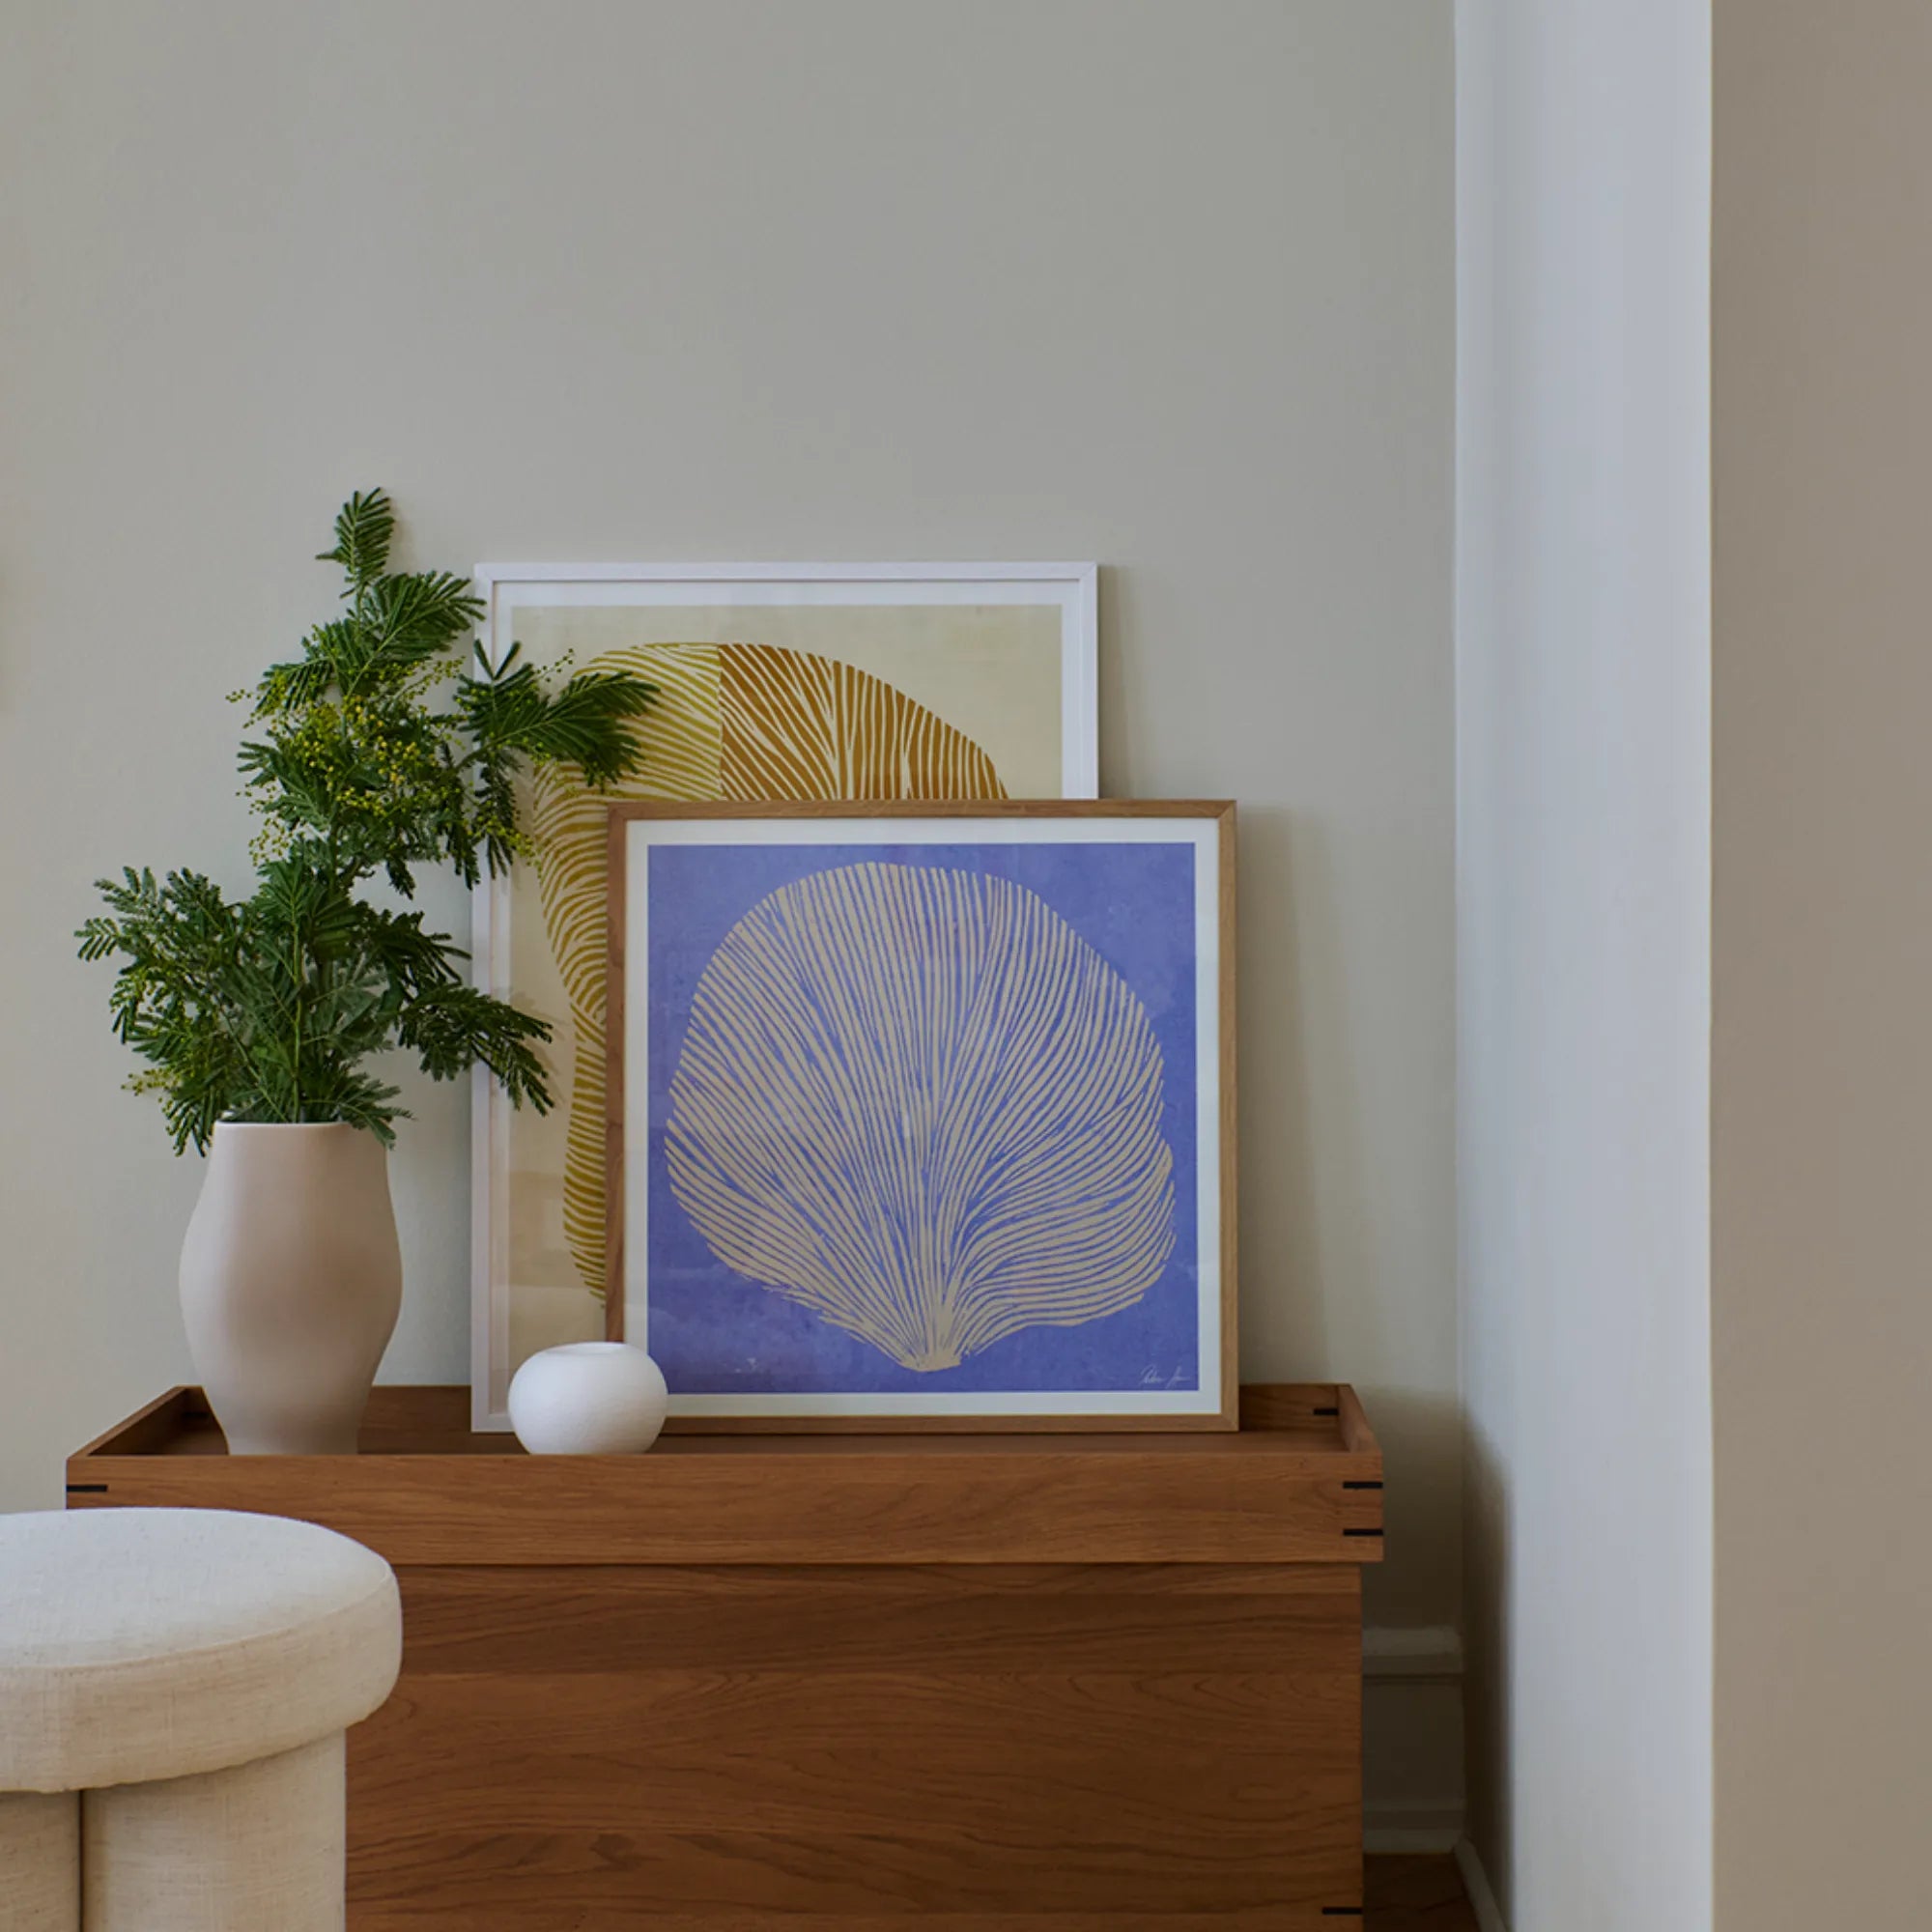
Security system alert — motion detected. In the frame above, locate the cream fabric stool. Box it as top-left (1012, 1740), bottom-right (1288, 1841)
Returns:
top-left (0, 1507), bottom-right (402, 1931)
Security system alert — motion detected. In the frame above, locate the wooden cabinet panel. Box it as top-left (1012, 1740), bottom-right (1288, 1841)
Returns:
top-left (71, 1384), bottom-right (1379, 1928)
top-left (390, 1561), bottom-right (1359, 1673)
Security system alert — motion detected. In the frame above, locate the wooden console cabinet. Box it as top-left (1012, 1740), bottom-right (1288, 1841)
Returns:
top-left (69, 1382), bottom-right (1382, 1929)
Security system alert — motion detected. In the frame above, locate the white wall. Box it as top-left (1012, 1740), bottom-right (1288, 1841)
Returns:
top-left (0, 0), bottom-right (1456, 1674)
top-left (1456, 2), bottom-right (1712, 1926)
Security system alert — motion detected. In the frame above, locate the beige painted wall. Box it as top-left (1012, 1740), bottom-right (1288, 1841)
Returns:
top-left (0, 2), bottom-right (1454, 1635)
top-left (1714, 4), bottom-right (1932, 1922)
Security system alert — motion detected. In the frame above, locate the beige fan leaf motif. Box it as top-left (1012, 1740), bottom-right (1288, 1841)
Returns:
top-left (529, 643), bottom-right (1009, 1301)
top-left (665, 863), bottom-right (1176, 1370)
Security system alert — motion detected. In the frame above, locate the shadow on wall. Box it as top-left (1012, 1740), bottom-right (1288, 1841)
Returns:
top-left (1462, 1417), bottom-right (1511, 1916)
top-left (1362, 1386), bottom-right (1468, 1847)
top-left (1092, 571), bottom-right (1349, 1384)
top-left (1239, 805), bottom-right (1365, 1374)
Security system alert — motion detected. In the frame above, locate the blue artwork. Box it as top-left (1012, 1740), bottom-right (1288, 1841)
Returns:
top-left (644, 839), bottom-right (1199, 1397)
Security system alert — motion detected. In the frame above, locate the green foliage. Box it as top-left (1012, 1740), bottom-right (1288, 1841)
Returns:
top-left (78, 491), bottom-right (655, 1152)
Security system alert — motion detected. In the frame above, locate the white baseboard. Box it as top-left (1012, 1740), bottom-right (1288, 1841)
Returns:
top-left (1363, 1625), bottom-right (1464, 1853)
top-left (1364, 1624), bottom-right (1464, 1679)
top-left (1455, 1838), bottom-right (1510, 1932)
top-left (1364, 1808), bottom-right (1463, 1855)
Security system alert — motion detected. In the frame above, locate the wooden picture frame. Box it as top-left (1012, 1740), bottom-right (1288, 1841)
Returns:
top-left (607, 801), bottom-right (1237, 1432)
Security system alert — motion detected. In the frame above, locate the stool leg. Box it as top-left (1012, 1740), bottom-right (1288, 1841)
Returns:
top-left (82, 1734), bottom-right (345, 1932)
top-left (0, 1790), bottom-right (80, 1929)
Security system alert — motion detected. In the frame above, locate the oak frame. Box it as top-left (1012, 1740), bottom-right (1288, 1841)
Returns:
top-left (606, 800), bottom-right (1238, 1433)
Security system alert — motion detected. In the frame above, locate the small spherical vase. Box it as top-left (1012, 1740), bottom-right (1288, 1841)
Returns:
top-left (508, 1342), bottom-right (669, 1455)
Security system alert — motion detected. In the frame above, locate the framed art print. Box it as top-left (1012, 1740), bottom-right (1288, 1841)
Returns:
top-left (470, 565), bottom-right (1099, 1427)
top-left (607, 801), bottom-right (1236, 1431)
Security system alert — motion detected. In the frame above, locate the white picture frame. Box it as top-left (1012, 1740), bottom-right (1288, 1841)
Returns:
top-left (469, 563), bottom-right (1100, 1428)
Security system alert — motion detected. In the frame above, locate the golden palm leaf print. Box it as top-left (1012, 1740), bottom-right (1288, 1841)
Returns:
top-left (719, 643), bottom-right (1006, 798)
top-left (531, 645), bottom-right (723, 1301)
top-left (529, 643), bottom-right (1009, 1303)
top-left (666, 863), bottom-right (1176, 1369)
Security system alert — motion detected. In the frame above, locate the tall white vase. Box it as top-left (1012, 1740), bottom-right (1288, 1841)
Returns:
top-left (179, 1122), bottom-right (402, 1455)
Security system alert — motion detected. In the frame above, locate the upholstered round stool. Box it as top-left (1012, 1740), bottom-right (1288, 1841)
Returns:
top-left (0, 1508), bottom-right (402, 1931)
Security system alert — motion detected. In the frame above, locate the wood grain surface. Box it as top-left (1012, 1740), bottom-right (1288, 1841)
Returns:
top-left (68, 1384), bottom-right (1382, 1568)
top-left (347, 1562), bottom-right (1359, 1924)
top-left (71, 1384), bottom-right (1381, 1928)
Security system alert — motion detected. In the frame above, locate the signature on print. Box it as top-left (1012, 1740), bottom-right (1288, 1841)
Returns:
top-left (1139, 1366), bottom-right (1193, 1390)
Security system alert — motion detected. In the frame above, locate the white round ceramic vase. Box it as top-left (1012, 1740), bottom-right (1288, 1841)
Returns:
top-left (507, 1341), bottom-right (669, 1455)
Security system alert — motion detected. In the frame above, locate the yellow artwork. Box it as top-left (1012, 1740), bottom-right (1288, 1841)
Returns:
top-left (474, 575), bottom-right (1094, 1425)
top-left (527, 643), bottom-right (1011, 1313)
top-left (665, 862), bottom-right (1176, 1371)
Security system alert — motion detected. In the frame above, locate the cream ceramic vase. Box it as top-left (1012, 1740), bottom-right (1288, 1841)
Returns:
top-left (179, 1122), bottom-right (403, 1455)
top-left (508, 1342), bottom-right (669, 1455)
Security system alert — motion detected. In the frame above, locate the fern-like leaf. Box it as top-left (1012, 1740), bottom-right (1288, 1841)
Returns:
top-left (317, 489), bottom-right (395, 598)
top-left (80, 490), bottom-right (643, 1153)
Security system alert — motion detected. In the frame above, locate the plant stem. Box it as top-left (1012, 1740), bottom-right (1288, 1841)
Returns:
top-left (290, 906), bottom-right (303, 1122)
